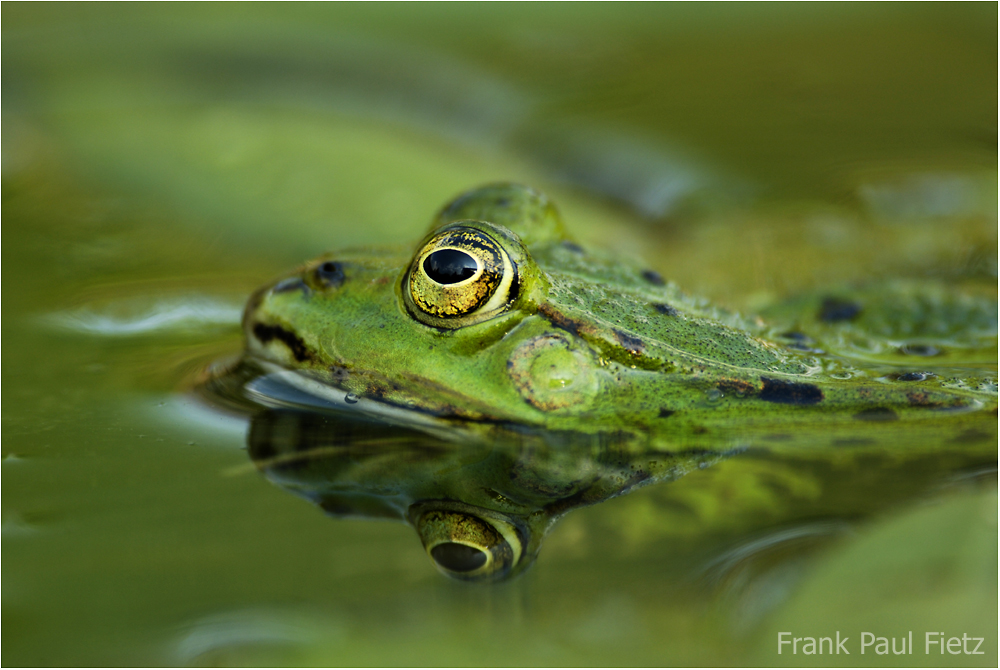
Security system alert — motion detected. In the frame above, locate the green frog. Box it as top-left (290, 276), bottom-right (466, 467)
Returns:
top-left (242, 183), bottom-right (995, 432)
top-left (228, 183), bottom-right (997, 581)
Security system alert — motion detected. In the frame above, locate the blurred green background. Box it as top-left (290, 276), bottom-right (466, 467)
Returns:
top-left (3, 3), bottom-right (996, 666)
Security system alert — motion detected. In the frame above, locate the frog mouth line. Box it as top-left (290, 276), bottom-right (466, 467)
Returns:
top-left (241, 360), bottom-right (491, 441)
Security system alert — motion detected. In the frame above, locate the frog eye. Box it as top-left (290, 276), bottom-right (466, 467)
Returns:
top-left (414, 509), bottom-right (523, 582)
top-left (404, 223), bottom-right (519, 329)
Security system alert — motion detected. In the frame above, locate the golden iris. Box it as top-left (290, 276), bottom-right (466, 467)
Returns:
top-left (413, 507), bottom-right (524, 582)
top-left (405, 224), bottom-right (517, 328)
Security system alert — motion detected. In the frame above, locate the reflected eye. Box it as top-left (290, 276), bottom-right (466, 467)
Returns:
top-left (404, 224), bottom-right (519, 329)
top-left (430, 542), bottom-right (488, 572)
top-left (414, 509), bottom-right (523, 582)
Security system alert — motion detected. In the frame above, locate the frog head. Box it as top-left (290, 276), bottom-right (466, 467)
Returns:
top-left (245, 183), bottom-right (990, 437)
top-left (243, 183), bottom-right (634, 430)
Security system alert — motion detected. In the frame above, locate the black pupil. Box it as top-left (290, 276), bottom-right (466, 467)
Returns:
top-left (430, 542), bottom-right (488, 572)
top-left (423, 249), bottom-right (478, 285)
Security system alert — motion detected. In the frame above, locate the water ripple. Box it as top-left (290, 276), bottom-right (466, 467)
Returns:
top-left (44, 297), bottom-right (243, 336)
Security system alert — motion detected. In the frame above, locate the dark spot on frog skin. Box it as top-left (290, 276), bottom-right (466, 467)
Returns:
top-left (759, 377), bottom-right (824, 405)
top-left (538, 303), bottom-right (587, 336)
top-left (658, 408), bottom-right (675, 418)
top-left (613, 329), bottom-right (645, 355)
top-left (641, 269), bottom-right (665, 286)
top-left (560, 241), bottom-right (584, 254)
top-left (652, 303), bottom-right (679, 316)
top-left (252, 322), bottom-right (313, 362)
top-left (314, 261), bottom-right (345, 288)
top-left (818, 297), bottom-right (862, 322)
top-left (898, 343), bottom-right (942, 357)
top-left (272, 277), bottom-right (310, 294)
top-left (893, 371), bottom-right (933, 382)
top-left (853, 407), bottom-right (899, 422)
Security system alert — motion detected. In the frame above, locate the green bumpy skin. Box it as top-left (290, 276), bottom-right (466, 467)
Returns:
top-left (242, 183), bottom-right (998, 440)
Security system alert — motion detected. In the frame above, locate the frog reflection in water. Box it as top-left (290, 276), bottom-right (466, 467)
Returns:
top-left (245, 407), bottom-right (730, 582)
top-left (223, 183), bottom-right (997, 581)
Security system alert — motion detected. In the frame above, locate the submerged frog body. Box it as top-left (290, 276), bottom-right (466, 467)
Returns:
top-left (230, 183), bottom-right (997, 581)
top-left (242, 183), bottom-right (996, 436)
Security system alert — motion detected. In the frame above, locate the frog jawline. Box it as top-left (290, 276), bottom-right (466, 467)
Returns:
top-left (246, 359), bottom-right (481, 439)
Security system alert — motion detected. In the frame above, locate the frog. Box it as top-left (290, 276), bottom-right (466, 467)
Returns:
top-left (241, 183), bottom-right (996, 433)
top-left (227, 182), bottom-right (997, 581)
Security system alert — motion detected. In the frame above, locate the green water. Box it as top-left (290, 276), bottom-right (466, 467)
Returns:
top-left (3, 4), bottom-right (997, 666)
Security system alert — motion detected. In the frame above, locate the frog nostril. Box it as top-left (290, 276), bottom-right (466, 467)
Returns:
top-left (430, 542), bottom-right (488, 572)
top-left (314, 261), bottom-right (345, 288)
